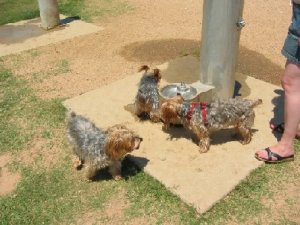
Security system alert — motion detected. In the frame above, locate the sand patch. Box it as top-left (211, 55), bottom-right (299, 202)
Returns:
top-left (0, 154), bottom-right (21, 196)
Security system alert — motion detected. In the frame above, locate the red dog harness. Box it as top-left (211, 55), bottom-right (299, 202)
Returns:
top-left (187, 102), bottom-right (208, 125)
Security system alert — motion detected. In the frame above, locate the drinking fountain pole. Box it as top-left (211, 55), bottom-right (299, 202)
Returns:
top-left (37, 0), bottom-right (60, 30)
top-left (199, 0), bottom-right (245, 100)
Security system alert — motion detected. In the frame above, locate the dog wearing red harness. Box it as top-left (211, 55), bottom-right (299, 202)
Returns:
top-left (160, 94), bottom-right (262, 153)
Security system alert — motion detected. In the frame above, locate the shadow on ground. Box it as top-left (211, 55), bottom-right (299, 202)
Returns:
top-left (0, 17), bottom-right (80, 45)
top-left (119, 38), bottom-right (284, 86)
top-left (163, 125), bottom-right (260, 148)
top-left (119, 39), bottom-right (200, 64)
top-left (90, 155), bottom-right (148, 181)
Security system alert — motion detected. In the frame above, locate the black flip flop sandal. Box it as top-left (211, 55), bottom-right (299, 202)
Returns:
top-left (255, 147), bottom-right (294, 163)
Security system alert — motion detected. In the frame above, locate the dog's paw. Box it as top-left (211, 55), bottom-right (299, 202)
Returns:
top-left (240, 137), bottom-right (252, 145)
top-left (198, 142), bottom-right (209, 153)
top-left (150, 116), bottom-right (161, 123)
top-left (162, 124), bottom-right (170, 131)
top-left (113, 175), bottom-right (123, 181)
top-left (198, 148), bottom-right (209, 153)
top-left (73, 158), bottom-right (83, 170)
top-left (150, 112), bottom-right (161, 123)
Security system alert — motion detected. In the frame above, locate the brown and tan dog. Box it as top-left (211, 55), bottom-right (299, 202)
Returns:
top-left (160, 95), bottom-right (262, 153)
top-left (67, 112), bottom-right (143, 180)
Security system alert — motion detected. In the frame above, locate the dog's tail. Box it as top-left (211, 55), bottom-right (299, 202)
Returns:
top-left (251, 99), bottom-right (263, 108)
top-left (153, 68), bottom-right (160, 76)
top-left (138, 65), bottom-right (150, 72)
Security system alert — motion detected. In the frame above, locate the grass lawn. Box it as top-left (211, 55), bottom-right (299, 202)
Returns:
top-left (0, 0), bottom-right (132, 25)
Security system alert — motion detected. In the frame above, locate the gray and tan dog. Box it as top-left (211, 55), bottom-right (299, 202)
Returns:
top-left (67, 112), bottom-right (143, 180)
top-left (134, 65), bottom-right (161, 122)
top-left (160, 95), bottom-right (262, 153)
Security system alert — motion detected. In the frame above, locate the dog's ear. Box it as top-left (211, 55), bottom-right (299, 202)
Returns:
top-left (105, 135), bottom-right (125, 160)
top-left (161, 101), bottom-right (178, 118)
top-left (173, 94), bottom-right (184, 103)
top-left (153, 68), bottom-right (161, 82)
top-left (178, 95), bottom-right (184, 103)
top-left (105, 131), bottom-right (133, 160)
top-left (133, 136), bottom-right (143, 149)
top-left (138, 65), bottom-right (150, 72)
top-left (175, 104), bottom-right (182, 114)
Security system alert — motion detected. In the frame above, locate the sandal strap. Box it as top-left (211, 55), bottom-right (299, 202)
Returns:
top-left (265, 147), bottom-right (285, 161)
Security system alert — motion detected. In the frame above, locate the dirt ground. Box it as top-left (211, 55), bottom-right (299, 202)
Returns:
top-left (3, 0), bottom-right (290, 100)
top-left (0, 154), bottom-right (21, 196)
top-left (1, 0), bottom-right (299, 223)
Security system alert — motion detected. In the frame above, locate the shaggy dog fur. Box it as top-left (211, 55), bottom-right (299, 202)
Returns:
top-left (134, 65), bottom-right (161, 122)
top-left (160, 95), bottom-right (262, 153)
top-left (67, 112), bottom-right (142, 180)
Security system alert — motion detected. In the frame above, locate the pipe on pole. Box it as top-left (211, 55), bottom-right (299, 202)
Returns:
top-left (37, 0), bottom-right (60, 30)
top-left (199, 0), bottom-right (245, 100)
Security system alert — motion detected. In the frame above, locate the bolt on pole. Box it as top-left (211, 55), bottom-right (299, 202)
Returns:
top-left (199, 0), bottom-right (245, 100)
top-left (37, 0), bottom-right (60, 30)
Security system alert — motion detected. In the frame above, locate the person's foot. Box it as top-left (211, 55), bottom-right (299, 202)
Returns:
top-left (255, 144), bottom-right (294, 163)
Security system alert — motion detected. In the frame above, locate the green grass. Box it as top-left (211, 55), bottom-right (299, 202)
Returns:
top-left (1, 151), bottom-right (299, 225)
top-left (53, 59), bottom-right (70, 75)
top-left (0, 161), bottom-right (119, 225)
top-left (59, 0), bottom-right (133, 22)
top-left (0, 0), bottom-right (39, 25)
top-left (0, 67), bottom-right (32, 152)
top-left (0, 66), bottom-right (66, 153)
top-left (31, 58), bottom-right (70, 83)
top-left (0, 0), bottom-right (133, 25)
top-left (125, 168), bottom-right (197, 225)
top-left (124, 164), bottom-right (268, 225)
top-left (0, 64), bottom-right (114, 225)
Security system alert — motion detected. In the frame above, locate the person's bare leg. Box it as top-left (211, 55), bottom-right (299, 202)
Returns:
top-left (256, 61), bottom-right (300, 160)
top-left (297, 124), bottom-right (300, 137)
top-left (282, 124), bottom-right (300, 138)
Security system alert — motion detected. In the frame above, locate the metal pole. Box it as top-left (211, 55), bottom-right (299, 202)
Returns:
top-left (37, 0), bottom-right (60, 30)
top-left (200, 0), bottom-right (245, 100)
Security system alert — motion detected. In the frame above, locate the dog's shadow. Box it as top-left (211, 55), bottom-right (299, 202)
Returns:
top-left (89, 155), bottom-right (149, 182)
top-left (164, 125), bottom-right (259, 146)
top-left (124, 103), bottom-right (165, 123)
top-left (210, 128), bottom-right (259, 145)
top-left (163, 124), bottom-right (195, 142)
top-left (124, 103), bottom-right (149, 122)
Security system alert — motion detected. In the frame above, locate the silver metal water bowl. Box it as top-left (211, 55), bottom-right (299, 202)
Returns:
top-left (159, 82), bottom-right (198, 101)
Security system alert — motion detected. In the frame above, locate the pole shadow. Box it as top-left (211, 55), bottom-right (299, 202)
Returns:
top-left (119, 38), bottom-right (284, 96)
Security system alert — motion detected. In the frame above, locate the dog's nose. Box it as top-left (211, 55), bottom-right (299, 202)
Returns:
top-left (139, 137), bottom-right (143, 142)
